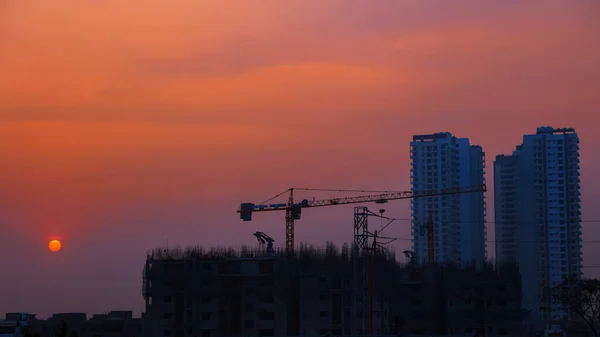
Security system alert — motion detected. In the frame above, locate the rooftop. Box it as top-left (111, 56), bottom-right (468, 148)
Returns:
top-left (536, 126), bottom-right (576, 135)
top-left (146, 242), bottom-right (396, 262)
top-left (412, 132), bottom-right (453, 142)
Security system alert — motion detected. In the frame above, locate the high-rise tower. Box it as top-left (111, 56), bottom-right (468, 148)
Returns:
top-left (410, 132), bottom-right (487, 267)
top-left (494, 126), bottom-right (582, 325)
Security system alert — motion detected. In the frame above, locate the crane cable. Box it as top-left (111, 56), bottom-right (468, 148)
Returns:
top-left (259, 188), bottom-right (292, 205)
top-left (258, 187), bottom-right (404, 205)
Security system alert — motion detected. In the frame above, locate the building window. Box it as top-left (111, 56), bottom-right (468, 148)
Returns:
top-left (259, 295), bottom-right (274, 303)
top-left (164, 330), bottom-right (171, 337)
top-left (259, 276), bottom-right (274, 287)
top-left (258, 261), bottom-right (274, 274)
top-left (409, 299), bottom-right (422, 306)
top-left (259, 329), bottom-right (274, 337)
top-left (164, 296), bottom-right (172, 302)
top-left (202, 313), bottom-right (210, 320)
top-left (319, 311), bottom-right (328, 318)
top-left (164, 313), bottom-right (172, 319)
top-left (202, 296), bottom-right (210, 304)
top-left (258, 312), bottom-right (274, 320)
top-left (245, 320), bottom-right (254, 328)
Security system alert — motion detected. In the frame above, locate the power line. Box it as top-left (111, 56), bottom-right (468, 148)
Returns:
top-left (390, 237), bottom-right (600, 244)
top-left (392, 264), bottom-right (600, 269)
top-left (372, 218), bottom-right (600, 225)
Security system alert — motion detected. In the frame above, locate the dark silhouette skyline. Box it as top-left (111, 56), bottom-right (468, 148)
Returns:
top-left (1, 0), bottom-right (599, 317)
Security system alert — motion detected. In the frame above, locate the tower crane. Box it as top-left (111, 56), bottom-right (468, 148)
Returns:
top-left (238, 184), bottom-right (487, 253)
top-left (253, 231), bottom-right (275, 256)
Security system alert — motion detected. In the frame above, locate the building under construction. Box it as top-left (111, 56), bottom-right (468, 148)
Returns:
top-left (393, 263), bottom-right (528, 336)
top-left (141, 243), bottom-right (399, 337)
top-left (141, 186), bottom-right (527, 337)
top-left (141, 241), bottom-right (527, 337)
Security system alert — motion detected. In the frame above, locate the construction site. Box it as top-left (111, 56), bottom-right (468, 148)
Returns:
top-left (141, 185), bottom-right (528, 337)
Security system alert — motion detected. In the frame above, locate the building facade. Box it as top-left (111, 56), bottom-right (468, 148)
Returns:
top-left (494, 126), bottom-right (582, 329)
top-left (410, 132), bottom-right (487, 267)
top-left (392, 263), bottom-right (527, 337)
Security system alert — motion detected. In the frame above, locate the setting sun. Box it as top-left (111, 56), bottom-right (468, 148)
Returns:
top-left (48, 240), bottom-right (62, 252)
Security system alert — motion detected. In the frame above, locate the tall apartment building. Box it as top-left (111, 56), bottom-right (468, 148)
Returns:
top-left (410, 132), bottom-right (487, 267)
top-left (494, 126), bottom-right (582, 327)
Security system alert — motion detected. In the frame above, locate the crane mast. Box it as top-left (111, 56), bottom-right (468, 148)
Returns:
top-left (285, 189), bottom-right (295, 256)
top-left (238, 184), bottom-right (487, 253)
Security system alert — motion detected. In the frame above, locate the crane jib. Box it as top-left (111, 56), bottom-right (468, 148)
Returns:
top-left (238, 184), bottom-right (486, 253)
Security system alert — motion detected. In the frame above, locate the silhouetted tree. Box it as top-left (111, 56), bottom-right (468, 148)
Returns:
top-left (550, 276), bottom-right (600, 336)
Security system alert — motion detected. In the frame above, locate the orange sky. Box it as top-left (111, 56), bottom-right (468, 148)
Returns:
top-left (1, 0), bottom-right (599, 316)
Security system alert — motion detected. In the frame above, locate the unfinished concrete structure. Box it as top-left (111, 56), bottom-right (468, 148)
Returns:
top-left (141, 243), bottom-right (398, 337)
top-left (392, 262), bottom-right (528, 337)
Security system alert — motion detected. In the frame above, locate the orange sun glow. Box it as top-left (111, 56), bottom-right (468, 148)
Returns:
top-left (49, 239), bottom-right (62, 252)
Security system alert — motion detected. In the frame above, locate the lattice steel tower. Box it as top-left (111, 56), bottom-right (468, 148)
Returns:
top-left (353, 206), bottom-right (369, 335)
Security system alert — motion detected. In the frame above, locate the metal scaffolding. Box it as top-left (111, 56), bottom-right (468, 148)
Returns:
top-left (353, 206), bottom-right (369, 335)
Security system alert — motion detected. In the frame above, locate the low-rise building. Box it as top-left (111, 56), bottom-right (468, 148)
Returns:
top-left (0, 313), bottom-right (35, 337)
top-left (88, 311), bottom-right (142, 337)
top-left (1, 311), bottom-right (141, 337)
